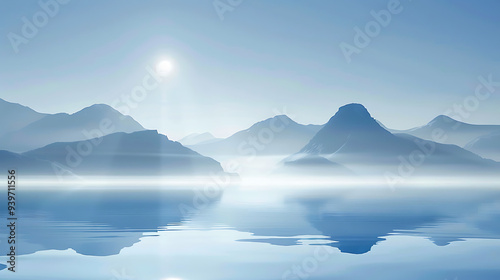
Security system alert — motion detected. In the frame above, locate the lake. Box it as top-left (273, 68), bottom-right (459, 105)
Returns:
top-left (1, 181), bottom-right (500, 279)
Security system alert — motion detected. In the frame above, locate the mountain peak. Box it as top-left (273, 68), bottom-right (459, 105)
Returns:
top-left (427, 115), bottom-right (462, 127)
top-left (299, 104), bottom-right (393, 155)
top-left (271, 114), bottom-right (295, 122)
top-left (75, 103), bottom-right (118, 115)
top-left (338, 103), bottom-right (369, 113)
top-left (325, 103), bottom-right (374, 127)
top-left (0, 102), bottom-right (145, 152)
top-left (249, 115), bottom-right (298, 130)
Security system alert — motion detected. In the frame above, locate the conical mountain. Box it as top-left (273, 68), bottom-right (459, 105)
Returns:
top-left (300, 103), bottom-right (411, 157)
top-left (286, 104), bottom-right (498, 176)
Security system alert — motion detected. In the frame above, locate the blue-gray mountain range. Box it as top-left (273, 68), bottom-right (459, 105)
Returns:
top-left (385, 115), bottom-right (500, 148)
top-left (465, 131), bottom-right (500, 162)
top-left (1, 98), bottom-right (499, 177)
top-left (0, 98), bottom-right (144, 152)
top-left (188, 115), bottom-right (323, 158)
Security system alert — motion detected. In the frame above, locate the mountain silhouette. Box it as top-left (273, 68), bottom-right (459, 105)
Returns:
top-left (0, 98), bottom-right (47, 138)
top-left (0, 150), bottom-right (56, 175)
top-left (189, 115), bottom-right (323, 158)
top-left (277, 154), bottom-right (354, 176)
top-left (465, 131), bottom-right (500, 161)
top-left (24, 130), bottom-right (225, 176)
top-left (179, 132), bottom-right (220, 146)
top-left (286, 104), bottom-right (498, 176)
top-left (299, 104), bottom-right (401, 155)
top-left (0, 103), bottom-right (144, 152)
top-left (396, 115), bottom-right (500, 147)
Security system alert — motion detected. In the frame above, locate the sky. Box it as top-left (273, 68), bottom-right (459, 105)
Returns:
top-left (1, 0), bottom-right (500, 140)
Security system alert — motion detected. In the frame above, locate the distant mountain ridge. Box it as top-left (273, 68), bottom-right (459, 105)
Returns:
top-left (0, 101), bottom-right (145, 152)
top-left (0, 98), bottom-right (48, 138)
top-left (0, 99), bottom-right (227, 178)
top-left (2, 98), bottom-right (499, 179)
top-left (189, 115), bottom-right (323, 158)
top-left (24, 130), bottom-right (225, 176)
top-left (388, 115), bottom-right (500, 147)
top-left (0, 150), bottom-right (55, 175)
top-left (179, 132), bottom-right (220, 146)
top-left (465, 131), bottom-right (500, 161)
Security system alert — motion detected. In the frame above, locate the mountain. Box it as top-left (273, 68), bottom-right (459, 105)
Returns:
top-left (0, 150), bottom-right (56, 175)
top-left (0, 98), bottom-right (48, 138)
top-left (375, 119), bottom-right (407, 134)
top-left (0, 104), bottom-right (144, 152)
top-left (276, 154), bottom-right (353, 176)
top-left (465, 131), bottom-right (500, 161)
top-left (24, 130), bottom-right (225, 176)
top-left (285, 104), bottom-right (498, 176)
top-left (178, 132), bottom-right (220, 146)
top-left (395, 115), bottom-right (500, 147)
top-left (189, 115), bottom-right (323, 158)
top-left (300, 104), bottom-right (401, 156)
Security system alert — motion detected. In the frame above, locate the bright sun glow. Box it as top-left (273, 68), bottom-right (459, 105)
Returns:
top-left (156, 59), bottom-right (174, 76)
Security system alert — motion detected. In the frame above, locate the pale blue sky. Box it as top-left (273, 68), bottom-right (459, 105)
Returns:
top-left (1, 0), bottom-right (500, 139)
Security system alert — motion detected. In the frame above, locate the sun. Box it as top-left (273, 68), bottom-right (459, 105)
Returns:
top-left (156, 59), bottom-right (174, 76)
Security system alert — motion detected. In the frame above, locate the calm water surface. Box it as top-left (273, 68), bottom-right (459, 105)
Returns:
top-left (1, 183), bottom-right (500, 279)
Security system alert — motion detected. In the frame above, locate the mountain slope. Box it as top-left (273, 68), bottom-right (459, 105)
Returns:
top-left (189, 115), bottom-right (323, 158)
top-left (465, 131), bottom-right (500, 161)
top-left (396, 115), bottom-right (500, 147)
top-left (24, 130), bottom-right (224, 176)
top-left (0, 98), bottom-right (48, 138)
top-left (287, 104), bottom-right (498, 176)
top-left (0, 150), bottom-right (56, 175)
top-left (179, 132), bottom-right (220, 146)
top-left (0, 104), bottom-right (144, 152)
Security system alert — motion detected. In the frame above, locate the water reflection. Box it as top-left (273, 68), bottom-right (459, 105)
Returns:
top-left (1, 185), bottom-right (500, 259)
top-left (0, 189), bottom-right (223, 256)
top-left (214, 187), bottom-right (500, 254)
